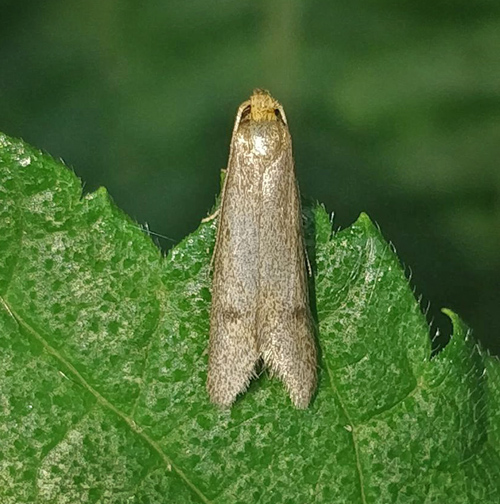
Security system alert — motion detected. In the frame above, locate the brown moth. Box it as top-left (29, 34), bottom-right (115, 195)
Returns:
top-left (207, 89), bottom-right (317, 409)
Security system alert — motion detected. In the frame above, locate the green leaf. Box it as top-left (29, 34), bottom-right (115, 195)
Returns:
top-left (0, 132), bottom-right (499, 503)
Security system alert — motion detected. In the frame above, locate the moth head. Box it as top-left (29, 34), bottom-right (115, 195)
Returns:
top-left (241, 89), bottom-right (287, 124)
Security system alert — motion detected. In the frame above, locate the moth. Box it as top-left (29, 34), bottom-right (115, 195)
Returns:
top-left (207, 89), bottom-right (317, 409)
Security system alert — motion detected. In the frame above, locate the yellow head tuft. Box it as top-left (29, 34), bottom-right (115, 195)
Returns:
top-left (250, 89), bottom-right (279, 122)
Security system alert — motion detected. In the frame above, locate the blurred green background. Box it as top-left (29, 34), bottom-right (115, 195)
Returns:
top-left (1, 1), bottom-right (499, 353)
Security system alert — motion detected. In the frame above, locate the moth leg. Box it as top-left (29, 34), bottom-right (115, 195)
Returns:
top-left (201, 208), bottom-right (220, 223)
top-left (305, 247), bottom-right (313, 277)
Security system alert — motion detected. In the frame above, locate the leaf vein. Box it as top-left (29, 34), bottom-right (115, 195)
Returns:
top-left (0, 296), bottom-right (212, 504)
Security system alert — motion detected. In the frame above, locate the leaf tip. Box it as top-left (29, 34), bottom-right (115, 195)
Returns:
top-left (354, 211), bottom-right (377, 233)
top-left (95, 186), bottom-right (109, 198)
top-left (441, 308), bottom-right (463, 329)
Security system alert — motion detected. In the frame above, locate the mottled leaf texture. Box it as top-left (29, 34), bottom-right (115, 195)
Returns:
top-left (0, 132), bottom-right (499, 503)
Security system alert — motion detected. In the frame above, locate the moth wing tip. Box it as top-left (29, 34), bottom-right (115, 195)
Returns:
top-left (264, 351), bottom-right (317, 409)
top-left (206, 371), bottom-right (255, 408)
top-left (289, 384), bottom-right (316, 409)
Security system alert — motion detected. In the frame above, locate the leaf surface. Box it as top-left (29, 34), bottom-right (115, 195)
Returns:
top-left (0, 133), bottom-right (499, 503)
